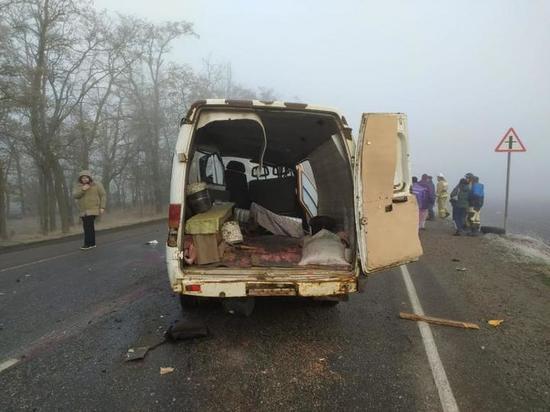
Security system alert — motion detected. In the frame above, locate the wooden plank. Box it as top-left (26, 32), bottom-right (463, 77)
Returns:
top-left (399, 312), bottom-right (480, 330)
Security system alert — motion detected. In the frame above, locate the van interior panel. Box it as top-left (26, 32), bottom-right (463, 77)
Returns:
top-left (194, 111), bottom-right (339, 166)
top-left (184, 108), bottom-right (356, 270)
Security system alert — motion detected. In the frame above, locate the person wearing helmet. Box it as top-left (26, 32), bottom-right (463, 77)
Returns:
top-left (436, 173), bottom-right (450, 218)
top-left (73, 170), bottom-right (106, 250)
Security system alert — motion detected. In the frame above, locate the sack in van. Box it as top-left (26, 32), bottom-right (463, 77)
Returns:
top-left (299, 229), bottom-right (349, 266)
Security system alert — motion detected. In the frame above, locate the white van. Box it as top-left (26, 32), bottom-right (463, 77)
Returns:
top-left (166, 99), bottom-right (422, 310)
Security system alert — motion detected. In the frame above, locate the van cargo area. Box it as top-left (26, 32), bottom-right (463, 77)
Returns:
top-left (180, 107), bottom-right (356, 273)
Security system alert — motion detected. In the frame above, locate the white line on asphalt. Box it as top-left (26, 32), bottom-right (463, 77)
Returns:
top-left (0, 231), bottom-right (153, 273)
top-left (0, 251), bottom-right (79, 273)
top-left (0, 358), bottom-right (19, 373)
top-left (400, 265), bottom-right (460, 412)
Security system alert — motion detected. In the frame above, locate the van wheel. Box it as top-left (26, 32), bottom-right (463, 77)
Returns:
top-left (179, 295), bottom-right (199, 310)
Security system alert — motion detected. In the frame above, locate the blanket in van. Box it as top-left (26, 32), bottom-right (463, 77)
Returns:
top-left (250, 202), bottom-right (303, 238)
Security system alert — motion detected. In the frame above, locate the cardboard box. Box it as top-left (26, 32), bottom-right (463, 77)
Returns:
top-left (193, 232), bottom-right (223, 265)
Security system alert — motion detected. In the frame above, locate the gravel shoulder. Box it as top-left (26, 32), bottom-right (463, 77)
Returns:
top-left (409, 218), bottom-right (550, 411)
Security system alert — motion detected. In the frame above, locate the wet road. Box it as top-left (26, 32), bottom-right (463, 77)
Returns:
top-left (0, 221), bottom-right (547, 411)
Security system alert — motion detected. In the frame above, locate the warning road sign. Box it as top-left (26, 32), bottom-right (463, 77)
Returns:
top-left (495, 127), bottom-right (526, 152)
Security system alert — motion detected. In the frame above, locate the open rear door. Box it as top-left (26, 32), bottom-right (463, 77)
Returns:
top-left (355, 113), bottom-right (422, 273)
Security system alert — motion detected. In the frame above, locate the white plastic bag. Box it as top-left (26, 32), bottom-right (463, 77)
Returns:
top-left (299, 229), bottom-right (348, 266)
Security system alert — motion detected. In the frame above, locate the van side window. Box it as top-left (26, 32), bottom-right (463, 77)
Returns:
top-left (199, 152), bottom-right (225, 185)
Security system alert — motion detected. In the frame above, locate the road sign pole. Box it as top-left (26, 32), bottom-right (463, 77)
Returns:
top-left (503, 151), bottom-right (511, 233)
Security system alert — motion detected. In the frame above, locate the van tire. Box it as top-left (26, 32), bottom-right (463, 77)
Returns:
top-left (179, 295), bottom-right (200, 310)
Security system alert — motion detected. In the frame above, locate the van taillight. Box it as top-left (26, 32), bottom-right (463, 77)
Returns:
top-left (167, 204), bottom-right (181, 247)
top-left (185, 284), bottom-right (201, 292)
top-left (168, 204), bottom-right (182, 228)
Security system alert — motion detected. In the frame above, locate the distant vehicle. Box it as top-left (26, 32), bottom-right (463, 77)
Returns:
top-left (166, 99), bottom-right (422, 312)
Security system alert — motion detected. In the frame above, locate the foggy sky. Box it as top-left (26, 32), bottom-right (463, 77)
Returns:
top-left (95, 0), bottom-right (550, 207)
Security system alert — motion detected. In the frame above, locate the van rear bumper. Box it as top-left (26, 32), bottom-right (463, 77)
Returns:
top-left (172, 273), bottom-right (357, 298)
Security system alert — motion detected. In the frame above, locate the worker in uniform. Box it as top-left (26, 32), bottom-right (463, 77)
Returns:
top-left (436, 173), bottom-right (450, 218)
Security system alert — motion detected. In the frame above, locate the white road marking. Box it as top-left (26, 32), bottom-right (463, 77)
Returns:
top-left (0, 231), bottom-right (154, 274)
top-left (0, 358), bottom-right (19, 373)
top-left (0, 251), bottom-right (79, 273)
top-left (400, 265), bottom-right (460, 412)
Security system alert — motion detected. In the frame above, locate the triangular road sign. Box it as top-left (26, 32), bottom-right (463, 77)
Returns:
top-left (495, 128), bottom-right (526, 152)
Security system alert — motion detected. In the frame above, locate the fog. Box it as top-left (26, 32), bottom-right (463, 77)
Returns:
top-left (96, 0), bottom-right (550, 205)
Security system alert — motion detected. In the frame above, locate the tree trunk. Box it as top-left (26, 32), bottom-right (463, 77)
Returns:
top-left (0, 161), bottom-right (7, 239)
top-left (51, 159), bottom-right (71, 233)
top-left (14, 153), bottom-right (26, 217)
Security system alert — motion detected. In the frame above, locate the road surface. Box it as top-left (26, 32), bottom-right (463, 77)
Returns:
top-left (0, 221), bottom-right (548, 411)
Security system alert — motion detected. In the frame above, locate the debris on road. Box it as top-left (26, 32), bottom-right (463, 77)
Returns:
top-left (399, 311), bottom-right (480, 330)
top-left (452, 258), bottom-right (461, 262)
top-left (125, 335), bottom-right (166, 362)
top-left (455, 267), bottom-right (468, 272)
top-left (160, 367), bottom-right (174, 375)
top-left (165, 318), bottom-right (208, 341)
top-left (488, 319), bottom-right (504, 327)
top-left (146, 240), bottom-right (159, 245)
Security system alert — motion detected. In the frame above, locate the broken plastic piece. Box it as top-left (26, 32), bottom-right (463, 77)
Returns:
top-left (488, 319), bottom-right (504, 327)
top-left (160, 367), bottom-right (175, 375)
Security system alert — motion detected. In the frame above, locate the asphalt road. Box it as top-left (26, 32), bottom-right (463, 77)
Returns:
top-left (0, 221), bottom-right (547, 411)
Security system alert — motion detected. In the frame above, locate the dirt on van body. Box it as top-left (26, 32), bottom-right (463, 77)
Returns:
top-left (415, 218), bottom-right (550, 407)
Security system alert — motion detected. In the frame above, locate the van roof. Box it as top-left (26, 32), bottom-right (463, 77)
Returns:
top-left (182, 99), bottom-right (349, 127)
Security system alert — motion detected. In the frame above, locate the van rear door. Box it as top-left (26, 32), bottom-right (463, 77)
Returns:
top-left (355, 113), bottom-right (422, 273)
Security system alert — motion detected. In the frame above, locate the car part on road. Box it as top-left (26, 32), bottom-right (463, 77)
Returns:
top-left (481, 226), bottom-right (506, 235)
top-left (165, 318), bottom-right (208, 341)
top-left (399, 311), bottom-right (480, 330)
top-left (124, 335), bottom-right (167, 362)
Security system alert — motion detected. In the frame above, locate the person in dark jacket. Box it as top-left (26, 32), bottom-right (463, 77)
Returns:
top-left (420, 174), bottom-right (436, 221)
top-left (468, 176), bottom-right (484, 235)
top-left (450, 178), bottom-right (470, 236)
top-left (412, 176), bottom-right (430, 230)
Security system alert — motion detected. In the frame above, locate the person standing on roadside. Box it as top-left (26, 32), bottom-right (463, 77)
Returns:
top-left (450, 178), bottom-right (470, 236)
top-left (468, 176), bottom-right (484, 235)
top-left (73, 170), bottom-right (106, 250)
top-left (436, 173), bottom-right (450, 218)
top-left (420, 174), bottom-right (436, 220)
top-left (412, 176), bottom-right (429, 230)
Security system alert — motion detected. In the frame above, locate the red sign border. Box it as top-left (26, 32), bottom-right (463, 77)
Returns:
top-left (495, 127), bottom-right (527, 152)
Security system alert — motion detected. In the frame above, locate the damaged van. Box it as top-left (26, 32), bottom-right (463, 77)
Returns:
top-left (166, 99), bottom-right (422, 311)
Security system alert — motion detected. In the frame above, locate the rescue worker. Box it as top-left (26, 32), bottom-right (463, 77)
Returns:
top-left (468, 176), bottom-right (484, 235)
top-left (450, 178), bottom-right (470, 236)
top-left (412, 176), bottom-right (429, 230)
top-left (420, 174), bottom-right (436, 221)
top-left (436, 173), bottom-right (450, 218)
top-left (73, 170), bottom-right (106, 250)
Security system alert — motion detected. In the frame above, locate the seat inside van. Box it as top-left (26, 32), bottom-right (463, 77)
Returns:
top-left (184, 109), bottom-right (356, 269)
